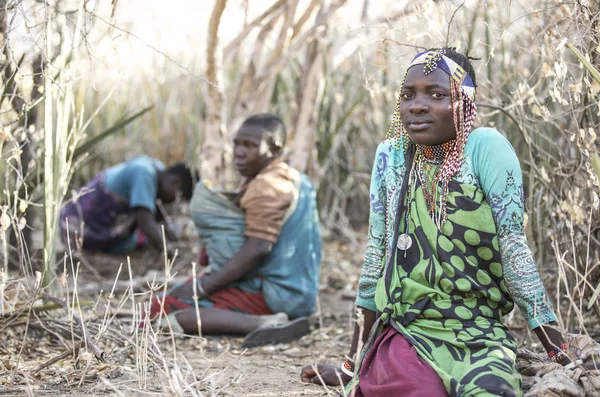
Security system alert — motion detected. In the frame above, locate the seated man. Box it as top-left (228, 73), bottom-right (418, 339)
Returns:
top-left (60, 155), bottom-right (197, 255)
top-left (150, 114), bottom-right (322, 347)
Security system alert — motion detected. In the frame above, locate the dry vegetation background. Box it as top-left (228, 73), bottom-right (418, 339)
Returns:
top-left (1, 0), bottom-right (600, 396)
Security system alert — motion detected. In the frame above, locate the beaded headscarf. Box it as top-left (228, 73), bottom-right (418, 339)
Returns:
top-left (386, 48), bottom-right (478, 228)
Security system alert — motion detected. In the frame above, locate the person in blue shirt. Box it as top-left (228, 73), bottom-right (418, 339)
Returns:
top-left (59, 156), bottom-right (197, 255)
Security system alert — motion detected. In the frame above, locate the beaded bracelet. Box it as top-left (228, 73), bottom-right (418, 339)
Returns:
top-left (340, 360), bottom-right (355, 378)
top-left (548, 344), bottom-right (568, 363)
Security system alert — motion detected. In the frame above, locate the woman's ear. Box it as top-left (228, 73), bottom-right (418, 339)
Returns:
top-left (270, 144), bottom-right (282, 157)
top-left (265, 136), bottom-right (282, 157)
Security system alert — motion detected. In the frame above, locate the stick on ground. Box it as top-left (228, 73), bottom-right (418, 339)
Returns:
top-left (41, 293), bottom-right (106, 362)
top-left (32, 341), bottom-right (83, 375)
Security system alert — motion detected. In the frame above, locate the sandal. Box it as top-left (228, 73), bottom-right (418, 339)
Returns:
top-left (242, 316), bottom-right (310, 348)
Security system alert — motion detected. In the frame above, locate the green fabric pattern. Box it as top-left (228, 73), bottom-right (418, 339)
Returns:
top-left (385, 177), bottom-right (520, 396)
top-left (351, 165), bottom-right (523, 396)
top-left (356, 129), bottom-right (557, 329)
top-left (351, 128), bottom-right (557, 396)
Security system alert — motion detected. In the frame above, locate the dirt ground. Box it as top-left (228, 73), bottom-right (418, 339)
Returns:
top-left (1, 231), bottom-right (367, 397)
top-left (2, 220), bottom-right (571, 397)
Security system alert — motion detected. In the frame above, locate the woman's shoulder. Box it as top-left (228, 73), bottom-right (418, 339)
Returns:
top-left (129, 155), bottom-right (164, 172)
top-left (468, 126), bottom-right (509, 142)
top-left (248, 160), bottom-right (296, 197)
top-left (466, 127), bottom-right (516, 155)
top-left (374, 138), bottom-right (405, 164)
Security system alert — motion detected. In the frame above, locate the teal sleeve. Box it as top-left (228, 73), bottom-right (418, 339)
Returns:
top-left (128, 164), bottom-right (158, 212)
top-left (470, 128), bottom-right (557, 329)
top-left (355, 143), bottom-right (390, 312)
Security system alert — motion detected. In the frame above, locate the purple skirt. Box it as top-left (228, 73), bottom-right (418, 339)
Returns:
top-left (353, 326), bottom-right (448, 397)
top-left (59, 173), bottom-right (136, 252)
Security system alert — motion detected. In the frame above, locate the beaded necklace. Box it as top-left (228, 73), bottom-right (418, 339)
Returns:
top-left (402, 141), bottom-right (453, 239)
top-left (389, 48), bottom-right (478, 254)
top-left (414, 141), bottom-right (454, 228)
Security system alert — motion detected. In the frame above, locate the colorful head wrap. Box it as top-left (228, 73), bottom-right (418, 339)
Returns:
top-left (386, 48), bottom-right (478, 151)
top-left (408, 48), bottom-right (476, 101)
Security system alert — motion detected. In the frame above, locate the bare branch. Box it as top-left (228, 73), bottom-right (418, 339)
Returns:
top-left (202, 0), bottom-right (228, 186)
top-left (223, 0), bottom-right (286, 59)
top-left (291, 0), bottom-right (320, 41)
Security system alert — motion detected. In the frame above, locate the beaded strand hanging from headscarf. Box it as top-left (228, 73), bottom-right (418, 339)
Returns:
top-left (386, 48), bottom-right (478, 230)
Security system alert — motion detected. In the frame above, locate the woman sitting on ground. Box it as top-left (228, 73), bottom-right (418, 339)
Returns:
top-left (60, 155), bottom-right (197, 256)
top-left (301, 48), bottom-right (581, 396)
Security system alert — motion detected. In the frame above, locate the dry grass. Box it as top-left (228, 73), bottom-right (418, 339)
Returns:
top-left (1, 240), bottom-right (212, 395)
top-left (1, 0), bottom-right (599, 395)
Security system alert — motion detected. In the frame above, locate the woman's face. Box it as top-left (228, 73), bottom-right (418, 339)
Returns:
top-left (400, 66), bottom-right (457, 146)
top-left (233, 123), bottom-right (275, 177)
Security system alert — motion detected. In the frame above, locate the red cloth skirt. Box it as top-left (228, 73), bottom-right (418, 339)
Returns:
top-left (353, 326), bottom-right (448, 397)
top-left (149, 275), bottom-right (272, 319)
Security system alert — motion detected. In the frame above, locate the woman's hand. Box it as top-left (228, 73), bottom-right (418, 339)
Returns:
top-left (300, 364), bottom-right (351, 386)
top-left (162, 222), bottom-right (182, 242)
top-left (170, 279), bottom-right (207, 300)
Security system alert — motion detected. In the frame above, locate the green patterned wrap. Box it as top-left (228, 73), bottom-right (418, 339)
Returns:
top-left (350, 128), bottom-right (557, 396)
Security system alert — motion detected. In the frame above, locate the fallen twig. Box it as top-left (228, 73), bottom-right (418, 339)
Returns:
top-left (32, 341), bottom-right (83, 375)
top-left (40, 293), bottom-right (106, 362)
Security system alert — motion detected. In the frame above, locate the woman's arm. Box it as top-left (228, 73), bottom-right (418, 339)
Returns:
top-left (349, 308), bottom-right (377, 359)
top-left (355, 144), bottom-right (393, 312)
top-left (472, 129), bottom-right (566, 359)
top-left (169, 237), bottom-right (272, 300)
top-left (135, 207), bottom-right (170, 252)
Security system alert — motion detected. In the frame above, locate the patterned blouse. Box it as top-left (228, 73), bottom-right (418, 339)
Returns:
top-left (356, 127), bottom-right (557, 329)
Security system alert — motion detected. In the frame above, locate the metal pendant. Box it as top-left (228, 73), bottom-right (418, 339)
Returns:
top-left (397, 233), bottom-right (412, 251)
